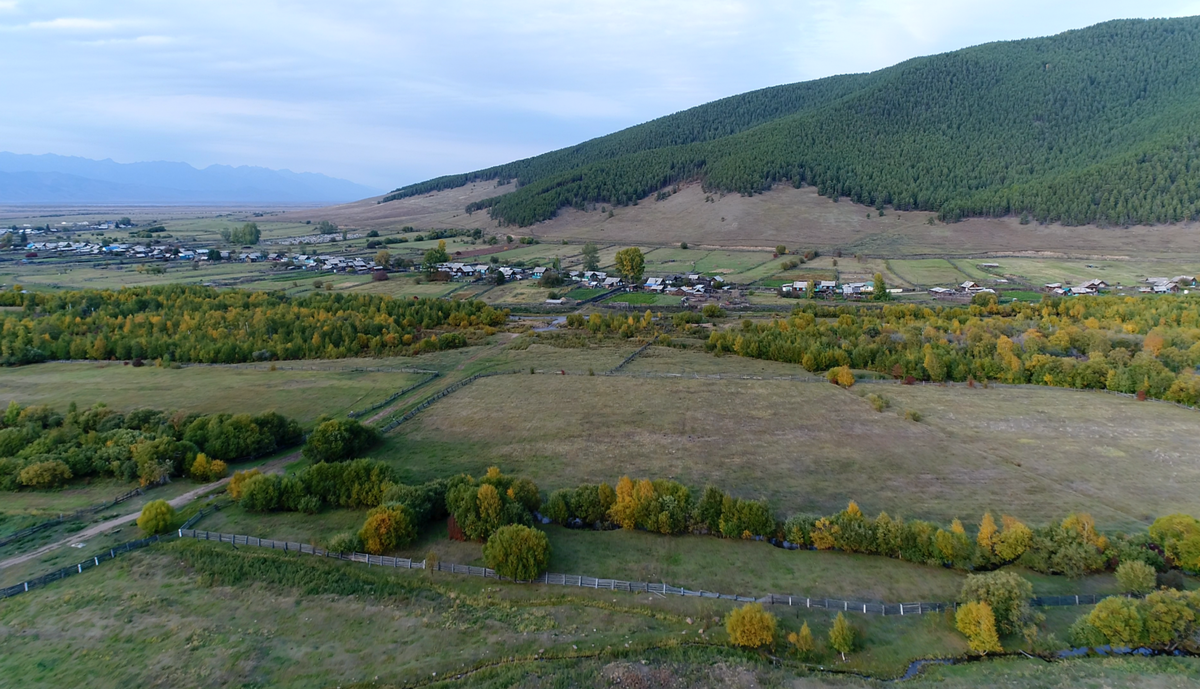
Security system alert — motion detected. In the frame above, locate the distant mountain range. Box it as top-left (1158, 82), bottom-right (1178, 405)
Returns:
top-left (384, 16), bottom-right (1200, 227)
top-left (0, 153), bottom-right (383, 204)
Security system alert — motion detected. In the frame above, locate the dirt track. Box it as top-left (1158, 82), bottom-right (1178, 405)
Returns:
top-left (0, 452), bottom-right (298, 571)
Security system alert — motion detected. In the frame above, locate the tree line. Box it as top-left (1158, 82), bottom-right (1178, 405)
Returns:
top-left (386, 17), bottom-right (1200, 228)
top-left (0, 285), bottom-right (509, 366)
top-left (705, 295), bottom-right (1200, 404)
top-left (0, 401), bottom-right (301, 490)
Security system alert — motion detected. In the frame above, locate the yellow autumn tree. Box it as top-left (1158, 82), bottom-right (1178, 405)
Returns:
top-left (787, 622), bottom-right (816, 657)
top-left (956, 601), bottom-right (1002, 654)
top-left (994, 515), bottom-right (1033, 561)
top-left (609, 476), bottom-right (637, 530)
top-left (977, 512), bottom-right (998, 554)
top-left (726, 603), bottom-right (776, 648)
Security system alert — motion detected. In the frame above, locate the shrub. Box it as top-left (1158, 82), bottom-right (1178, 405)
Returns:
top-left (1149, 514), bottom-right (1200, 572)
top-left (189, 453), bottom-right (228, 482)
top-left (227, 468), bottom-right (261, 500)
top-left (827, 366), bottom-right (855, 388)
top-left (483, 524), bottom-right (550, 581)
top-left (787, 622), bottom-right (816, 657)
top-left (700, 304), bottom-right (725, 319)
top-left (904, 409), bottom-right (922, 422)
top-left (1116, 560), bottom-right (1158, 595)
top-left (359, 504), bottom-right (417, 555)
top-left (865, 393), bottom-right (888, 411)
top-left (327, 531), bottom-right (363, 554)
top-left (302, 417), bottom-right (379, 464)
top-left (137, 499), bottom-right (175, 535)
top-left (959, 571), bottom-right (1039, 636)
top-left (18, 459), bottom-right (73, 489)
top-left (725, 602), bottom-right (776, 648)
top-left (543, 489), bottom-right (571, 524)
top-left (956, 601), bottom-right (1002, 654)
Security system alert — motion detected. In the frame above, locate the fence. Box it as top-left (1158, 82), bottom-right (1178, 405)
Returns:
top-left (605, 341), bottom-right (653, 374)
top-left (173, 529), bottom-right (1123, 617)
top-left (348, 373), bottom-right (440, 418)
top-left (0, 477), bottom-right (167, 549)
top-left (0, 502), bottom-right (224, 601)
top-left (378, 369), bottom-right (522, 433)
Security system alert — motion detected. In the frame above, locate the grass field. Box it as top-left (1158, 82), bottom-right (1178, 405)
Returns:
top-left (0, 361), bottom-right (428, 423)
top-left (388, 372), bottom-right (1200, 529)
top-left (887, 259), bottom-right (970, 286)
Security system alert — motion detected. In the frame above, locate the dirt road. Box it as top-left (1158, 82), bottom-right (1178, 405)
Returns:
top-left (0, 452), bottom-right (298, 571)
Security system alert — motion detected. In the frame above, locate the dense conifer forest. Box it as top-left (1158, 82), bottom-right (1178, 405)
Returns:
top-left (384, 17), bottom-right (1200, 227)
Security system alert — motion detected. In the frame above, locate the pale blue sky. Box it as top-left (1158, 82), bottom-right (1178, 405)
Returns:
top-left (2, 0), bottom-right (1199, 189)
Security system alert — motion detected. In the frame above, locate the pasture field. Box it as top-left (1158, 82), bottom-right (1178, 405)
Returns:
top-left (0, 360), bottom-right (429, 423)
top-left (987, 257), bottom-right (1200, 288)
top-left (887, 258), bottom-right (970, 286)
top-left (389, 370), bottom-right (1200, 529)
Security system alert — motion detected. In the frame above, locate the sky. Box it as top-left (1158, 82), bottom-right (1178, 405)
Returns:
top-left (2, 1), bottom-right (1199, 191)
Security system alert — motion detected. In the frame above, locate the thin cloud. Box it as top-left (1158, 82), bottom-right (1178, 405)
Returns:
top-left (28, 17), bottom-right (124, 31)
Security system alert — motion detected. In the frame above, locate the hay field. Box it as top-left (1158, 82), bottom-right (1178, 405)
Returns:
top-left (391, 374), bottom-right (1200, 529)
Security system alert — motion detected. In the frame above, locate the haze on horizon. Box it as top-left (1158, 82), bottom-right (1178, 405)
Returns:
top-left (3, 0), bottom-right (1200, 191)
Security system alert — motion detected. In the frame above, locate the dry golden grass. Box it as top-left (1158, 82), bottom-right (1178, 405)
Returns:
top-left (299, 181), bottom-right (1200, 259)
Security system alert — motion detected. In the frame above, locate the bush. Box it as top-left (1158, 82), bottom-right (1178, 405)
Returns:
top-left (227, 468), bottom-right (262, 500)
top-left (302, 417), bottom-right (379, 464)
top-left (700, 304), bottom-right (725, 319)
top-left (137, 499), bottom-right (175, 535)
top-left (786, 622), bottom-right (816, 657)
top-left (959, 571), bottom-right (1039, 636)
top-left (483, 524), bottom-right (550, 581)
top-left (543, 489), bottom-right (571, 524)
top-left (189, 453), bottom-right (227, 482)
top-left (1116, 559), bottom-right (1158, 595)
top-left (865, 393), bottom-right (888, 411)
top-left (725, 602), bottom-right (776, 648)
top-left (18, 459), bottom-right (73, 489)
top-left (358, 504), bottom-right (417, 555)
top-left (827, 366), bottom-right (855, 388)
top-left (327, 531), bottom-right (363, 554)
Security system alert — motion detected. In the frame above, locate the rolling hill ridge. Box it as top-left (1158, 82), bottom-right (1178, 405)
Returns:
top-left (383, 17), bottom-right (1200, 228)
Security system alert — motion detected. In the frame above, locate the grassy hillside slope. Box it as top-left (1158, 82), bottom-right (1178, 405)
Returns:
top-left (383, 17), bottom-right (1200, 228)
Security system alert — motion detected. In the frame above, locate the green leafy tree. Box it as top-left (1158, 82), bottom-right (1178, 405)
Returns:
top-left (482, 524), bottom-right (550, 580)
top-left (872, 273), bottom-right (890, 301)
top-left (422, 241), bottom-right (450, 274)
top-left (959, 571), bottom-right (1039, 636)
top-left (302, 418), bottom-right (379, 464)
top-left (137, 499), bottom-right (175, 535)
top-left (1116, 560), bottom-right (1158, 595)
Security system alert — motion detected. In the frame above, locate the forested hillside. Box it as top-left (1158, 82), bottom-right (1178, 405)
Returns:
top-left (383, 17), bottom-right (1200, 228)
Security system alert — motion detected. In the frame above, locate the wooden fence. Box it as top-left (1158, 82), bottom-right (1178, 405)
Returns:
top-left (172, 530), bottom-right (960, 616)
top-left (378, 369), bottom-right (522, 433)
top-left (0, 477), bottom-right (167, 548)
top-left (348, 373), bottom-right (440, 419)
top-left (604, 341), bottom-right (653, 374)
top-left (0, 503), bottom-right (224, 601)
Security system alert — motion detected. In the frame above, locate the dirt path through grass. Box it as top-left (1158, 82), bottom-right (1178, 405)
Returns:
top-left (0, 451), bottom-right (299, 571)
